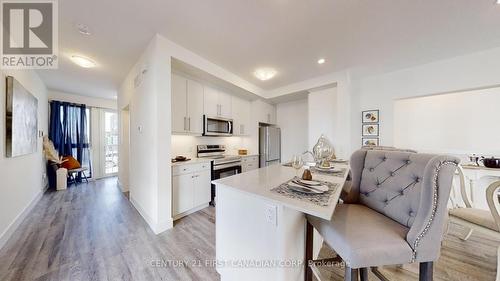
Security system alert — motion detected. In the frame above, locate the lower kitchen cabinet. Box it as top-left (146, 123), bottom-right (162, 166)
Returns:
top-left (241, 155), bottom-right (259, 173)
top-left (172, 162), bottom-right (211, 220)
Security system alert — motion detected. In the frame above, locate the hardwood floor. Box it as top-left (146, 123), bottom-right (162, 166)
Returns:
top-left (0, 177), bottom-right (497, 281)
top-left (0, 177), bottom-right (219, 281)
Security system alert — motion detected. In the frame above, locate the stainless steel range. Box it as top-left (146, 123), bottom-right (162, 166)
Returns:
top-left (197, 145), bottom-right (242, 205)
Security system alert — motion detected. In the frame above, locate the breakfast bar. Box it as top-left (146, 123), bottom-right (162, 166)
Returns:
top-left (213, 163), bottom-right (349, 281)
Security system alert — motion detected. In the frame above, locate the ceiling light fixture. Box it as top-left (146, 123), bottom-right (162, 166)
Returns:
top-left (254, 68), bottom-right (277, 81)
top-left (76, 23), bottom-right (91, 35)
top-left (71, 55), bottom-right (97, 68)
top-left (317, 58), bottom-right (326, 64)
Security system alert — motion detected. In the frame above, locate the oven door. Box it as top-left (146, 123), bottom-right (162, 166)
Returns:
top-left (204, 115), bottom-right (233, 136)
top-left (211, 164), bottom-right (242, 205)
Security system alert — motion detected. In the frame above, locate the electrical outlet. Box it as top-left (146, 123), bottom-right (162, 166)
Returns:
top-left (265, 204), bottom-right (277, 226)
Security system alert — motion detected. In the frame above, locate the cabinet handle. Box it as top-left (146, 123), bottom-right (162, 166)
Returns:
top-left (188, 117), bottom-right (191, 131)
top-left (183, 117), bottom-right (186, 131)
top-left (241, 124), bottom-right (244, 135)
top-left (267, 113), bottom-right (270, 123)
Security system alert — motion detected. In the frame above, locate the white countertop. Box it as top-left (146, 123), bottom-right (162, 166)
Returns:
top-left (213, 163), bottom-right (349, 220)
top-left (171, 157), bottom-right (212, 166)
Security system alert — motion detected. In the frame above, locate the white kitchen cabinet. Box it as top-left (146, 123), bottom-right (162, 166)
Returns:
top-left (193, 170), bottom-right (211, 207)
top-left (204, 86), bottom-right (219, 117)
top-left (241, 155), bottom-right (259, 172)
top-left (172, 173), bottom-right (195, 215)
top-left (231, 96), bottom-right (250, 136)
top-left (186, 79), bottom-right (204, 134)
top-left (172, 162), bottom-right (211, 220)
top-left (204, 86), bottom-right (232, 118)
top-left (263, 102), bottom-right (276, 124)
top-left (172, 74), bottom-right (187, 133)
top-left (218, 91), bottom-right (232, 118)
top-left (171, 74), bottom-right (204, 135)
top-left (254, 100), bottom-right (276, 124)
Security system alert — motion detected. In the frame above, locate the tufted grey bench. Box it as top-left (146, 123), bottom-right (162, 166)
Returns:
top-left (305, 149), bottom-right (460, 281)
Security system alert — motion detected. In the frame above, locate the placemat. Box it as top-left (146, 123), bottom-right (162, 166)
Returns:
top-left (270, 177), bottom-right (339, 207)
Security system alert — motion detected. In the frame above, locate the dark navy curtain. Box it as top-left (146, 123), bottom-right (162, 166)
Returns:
top-left (49, 101), bottom-right (91, 178)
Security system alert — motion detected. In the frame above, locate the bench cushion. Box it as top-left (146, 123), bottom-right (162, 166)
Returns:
top-left (307, 204), bottom-right (413, 268)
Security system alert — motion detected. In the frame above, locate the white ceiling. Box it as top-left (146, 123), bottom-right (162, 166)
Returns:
top-left (38, 0), bottom-right (500, 99)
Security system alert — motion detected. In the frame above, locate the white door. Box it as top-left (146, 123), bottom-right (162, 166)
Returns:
top-left (186, 79), bottom-right (204, 134)
top-left (232, 96), bottom-right (250, 135)
top-left (103, 110), bottom-right (119, 175)
top-left (172, 74), bottom-right (187, 133)
top-left (173, 174), bottom-right (195, 215)
top-left (204, 86), bottom-right (219, 117)
top-left (193, 170), bottom-right (211, 207)
top-left (218, 91), bottom-right (232, 118)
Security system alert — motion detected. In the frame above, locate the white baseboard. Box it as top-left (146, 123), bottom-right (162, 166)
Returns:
top-left (0, 191), bottom-right (43, 250)
top-left (117, 179), bottom-right (129, 192)
top-left (130, 196), bottom-right (173, 234)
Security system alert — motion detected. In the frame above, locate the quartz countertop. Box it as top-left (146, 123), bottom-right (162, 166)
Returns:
top-left (212, 163), bottom-right (350, 220)
top-left (171, 157), bottom-right (212, 166)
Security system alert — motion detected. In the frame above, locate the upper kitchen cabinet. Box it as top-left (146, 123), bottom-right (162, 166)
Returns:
top-left (232, 96), bottom-right (250, 136)
top-left (254, 99), bottom-right (276, 124)
top-left (204, 86), bottom-right (232, 119)
top-left (186, 79), bottom-right (204, 134)
top-left (171, 73), bottom-right (204, 135)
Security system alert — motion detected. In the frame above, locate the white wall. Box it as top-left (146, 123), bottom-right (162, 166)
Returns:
top-left (276, 98), bottom-right (308, 163)
top-left (394, 87), bottom-right (500, 156)
top-left (352, 46), bottom-right (500, 150)
top-left (0, 70), bottom-right (48, 249)
top-left (118, 108), bottom-right (130, 191)
top-left (117, 35), bottom-right (172, 234)
top-left (48, 90), bottom-right (116, 109)
top-left (307, 87), bottom-right (339, 156)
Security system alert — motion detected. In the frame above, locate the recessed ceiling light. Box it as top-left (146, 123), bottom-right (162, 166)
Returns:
top-left (254, 68), bottom-right (277, 81)
top-left (497, 0), bottom-right (500, 4)
top-left (71, 55), bottom-right (96, 68)
top-left (317, 58), bottom-right (326, 64)
top-left (76, 23), bottom-right (91, 35)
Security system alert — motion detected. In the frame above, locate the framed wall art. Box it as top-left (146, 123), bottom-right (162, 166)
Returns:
top-left (362, 124), bottom-right (379, 136)
top-left (362, 110), bottom-right (379, 123)
top-left (5, 76), bottom-right (38, 157)
top-left (362, 138), bottom-right (379, 147)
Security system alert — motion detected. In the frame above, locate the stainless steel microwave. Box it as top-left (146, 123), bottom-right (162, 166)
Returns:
top-left (203, 115), bottom-right (233, 136)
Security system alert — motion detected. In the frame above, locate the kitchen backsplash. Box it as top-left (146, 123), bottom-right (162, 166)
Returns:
top-left (171, 135), bottom-right (252, 158)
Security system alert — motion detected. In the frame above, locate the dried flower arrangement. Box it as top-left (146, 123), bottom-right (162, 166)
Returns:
top-left (42, 136), bottom-right (66, 165)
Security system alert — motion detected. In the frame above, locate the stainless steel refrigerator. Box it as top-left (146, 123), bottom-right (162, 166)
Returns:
top-left (259, 126), bottom-right (281, 167)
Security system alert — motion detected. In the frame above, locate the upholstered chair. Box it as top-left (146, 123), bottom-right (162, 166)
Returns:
top-left (305, 149), bottom-right (460, 281)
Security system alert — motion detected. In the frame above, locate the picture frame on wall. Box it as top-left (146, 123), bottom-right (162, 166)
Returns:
top-left (362, 138), bottom-right (379, 146)
top-left (362, 124), bottom-right (379, 136)
top-left (362, 110), bottom-right (379, 123)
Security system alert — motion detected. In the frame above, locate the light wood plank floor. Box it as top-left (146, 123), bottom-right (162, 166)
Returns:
top-left (0, 177), bottom-right (497, 281)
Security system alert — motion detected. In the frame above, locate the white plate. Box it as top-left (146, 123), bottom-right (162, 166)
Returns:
top-left (315, 165), bottom-right (335, 171)
top-left (298, 179), bottom-right (321, 186)
top-left (315, 166), bottom-right (343, 173)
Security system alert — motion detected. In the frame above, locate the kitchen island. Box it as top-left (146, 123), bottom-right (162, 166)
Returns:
top-left (213, 163), bottom-right (349, 281)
